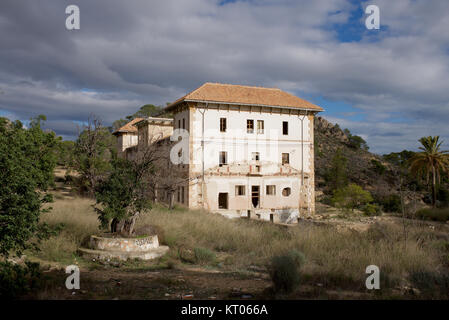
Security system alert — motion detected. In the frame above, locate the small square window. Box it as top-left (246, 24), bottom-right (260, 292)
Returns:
top-left (235, 185), bottom-right (245, 196)
top-left (266, 185), bottom-right (276, 195)
top-left (252, 152), bottom-right (260, 161)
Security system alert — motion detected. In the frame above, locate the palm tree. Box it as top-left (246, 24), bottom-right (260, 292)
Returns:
top-left (409, 136), bottom-right (449, 207)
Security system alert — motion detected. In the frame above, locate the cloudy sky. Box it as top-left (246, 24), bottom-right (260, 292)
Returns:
top-left (1, 0), bottom-right (449, 154)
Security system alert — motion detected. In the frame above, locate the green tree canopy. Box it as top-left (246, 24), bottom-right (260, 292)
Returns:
top-left (332, 183), bottom-right (373, 212)
top-left (0, 115), bottom-right (58, 257)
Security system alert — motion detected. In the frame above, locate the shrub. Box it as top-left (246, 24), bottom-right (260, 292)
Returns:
top-left (370, 159), bottom-right (386, 175)
top-left (415, 208), bottom-right (449, 222)
top-left (378, 194), bottom-right (401, 213)
top-left (362, 203), bottom-right (382, 216)
top-left (268, 254), bottom-right (301, 293)
top-left (437, 188), bottom-right (449, 208)
top-left (0, 261), bottom-right (41, 299)
top-left (332, 184), bottom-right (373, 212)
top-left (193, 247), bottom-right (216, 264)
top-left (287, 249), bottom-right (306, 268)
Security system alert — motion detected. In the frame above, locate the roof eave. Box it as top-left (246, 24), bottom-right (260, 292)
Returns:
top-left (165, 99), bottom-right (323, 113)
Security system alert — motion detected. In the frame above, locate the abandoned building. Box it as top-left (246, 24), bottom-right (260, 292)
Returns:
top-left (114, 83), bottom-right (323, 223)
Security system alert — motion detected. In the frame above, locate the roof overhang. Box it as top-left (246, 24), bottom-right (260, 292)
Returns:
top-left (165, 99), bottom-right (324, 113)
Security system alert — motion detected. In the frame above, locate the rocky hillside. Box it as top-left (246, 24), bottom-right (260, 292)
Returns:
top-left (314, 116), bottom-right (401, 201)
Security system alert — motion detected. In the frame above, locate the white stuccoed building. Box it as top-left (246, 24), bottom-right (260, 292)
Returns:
top-left (116, 83), bottom-right (323, 224)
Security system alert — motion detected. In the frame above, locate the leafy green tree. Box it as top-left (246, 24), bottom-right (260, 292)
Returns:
top-left (0, 115), bottom-right (57, 257)
top-left (133, 104), bottom-right (163, 118)
top-left (344, 128), bottom-right (369, 150)
top-left (383, 150), bottom-right (415, 168)
top-left (95, 143), bottom-right (160, 236)
top-left (325, 148), bottom-right (348, 192)
top-left (409, 136), bottom-right (449, 207)
top-left (332, 183), bottom-right (373, 212)
top-left (56, 139), bottom-right (75, 167)
top-left (72, 115), bottom-right (116, 196)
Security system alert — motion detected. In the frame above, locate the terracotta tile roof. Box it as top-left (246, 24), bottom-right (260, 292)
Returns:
top-left (112, 117), bottom-right (144, 135)
top-left (166, 83), bottom-right (323, 111)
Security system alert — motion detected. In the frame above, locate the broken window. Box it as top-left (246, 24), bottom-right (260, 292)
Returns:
top-left (283, 121), bottom-right (288, 135)
top-left (257, 120), bottom-right (264, 134)
top-left (251, 186), bottom-right (260, 208)
top-left (266, 185), bottom-right (276, 195)
top-left (218, 193), bottom-right (228, 209)
top-left (282, 153), bottom-right (290, 165)
top-left (252, 152), bottom-right (260, 161)
top-left (247, 119), bottom-right (254, 134)
top-left (219, 151), bottom-right (227, 166)
top-left (220, 118), bottom-right (227, 132)
top-left (282, 187), bottom-right (291, 196)
top-left (235, 185), bottom-right (245, 196)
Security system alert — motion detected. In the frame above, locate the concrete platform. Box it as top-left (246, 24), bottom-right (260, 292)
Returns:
top-left (78, 245), bottom-right (169, 261)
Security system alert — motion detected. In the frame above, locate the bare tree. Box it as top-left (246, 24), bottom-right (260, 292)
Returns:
top-left (72, 114), bottom-right (115, 196)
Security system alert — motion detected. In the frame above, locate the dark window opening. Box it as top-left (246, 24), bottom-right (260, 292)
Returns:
top-left (283, 121), bottom-right (288, 135)
top-left (266, 185), bottom-right (276, 195)
top-left (282, 187), bottom-right (291, 197)
top-left (252, 152), bottom-right (260, 161)
top-left (251, 185), bottom-right (260, 208)
top-left (247, 120), bottom-right (254, 133)
top-left (235, 185), bottom-right (245, 196)
top-left (219, 151), bottom-right (227, 166)
top-left (270, 214), bottom-right (274, 222)
top-left (218, 193), bottom-right (228, 209)
top-left (282, 153), bottom-right (290, 165)
top-left (182, 118), bottom-right (185, 129)
top-left (220, 118), bottom-right (227, 132)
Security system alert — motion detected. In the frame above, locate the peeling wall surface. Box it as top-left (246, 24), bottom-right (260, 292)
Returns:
top-left (185, 102), bottom-right (316, 223)
top-left (118, 102), bottom-right (317, 224)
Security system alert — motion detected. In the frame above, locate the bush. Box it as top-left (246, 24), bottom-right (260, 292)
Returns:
top-left (268, 252), bottom-right (303, 293)
top-left (332, 184), bottom-right (373, 212)
top-left (0, 261), bottom-right (41, 299)
top-left (287, 249), bottom-right (306, 268)
top-left (415, 208), bottom-right (449, 222)
top-left (362, 203), bottom-right (382, 216)
top-left (193, 247), bottom-right (216, 264)
top-left (378, 194), bottom-right (401, 213)
top-left (437, 188), bottom-right (449, 208)
top-left (370, 159), bottom-right (386, 175)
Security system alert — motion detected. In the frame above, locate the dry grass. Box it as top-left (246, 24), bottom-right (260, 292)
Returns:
top-left (29, 195), bottom-right (449, 297)
top-left (143, 206), bottom-right (447, 290)
top-left (29, 197), bottom-right (99, 264)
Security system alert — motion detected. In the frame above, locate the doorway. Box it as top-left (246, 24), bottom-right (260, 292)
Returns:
top-left (251, 186), bottom-right (260, 208)
top-left (218, 193), bottom-right (228, 209)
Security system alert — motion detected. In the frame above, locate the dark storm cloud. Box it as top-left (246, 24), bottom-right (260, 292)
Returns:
top-left (1, 0), bottom-right (449, 153)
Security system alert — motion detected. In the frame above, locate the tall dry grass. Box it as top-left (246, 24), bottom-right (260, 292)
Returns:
top-left (142, 206), bottom-right (447, 290)
top-left (32, 196), bottom-right (449, 294)
top-left (31, 197), bottom-right (99, 264)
